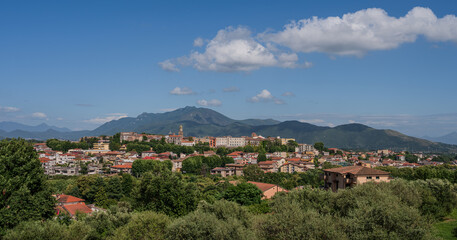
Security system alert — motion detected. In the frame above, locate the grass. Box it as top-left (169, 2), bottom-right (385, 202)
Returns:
top-left (434, 209), bottom-right (457, 240)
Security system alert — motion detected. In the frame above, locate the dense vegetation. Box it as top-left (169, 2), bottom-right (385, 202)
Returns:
top-left (377, 165), bottom-right (457, 183)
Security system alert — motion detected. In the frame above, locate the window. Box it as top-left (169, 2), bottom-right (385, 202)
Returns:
top-left (376, 176), bottom-right (380, 179)
top-left (366, 176), bottom-right (372, 180)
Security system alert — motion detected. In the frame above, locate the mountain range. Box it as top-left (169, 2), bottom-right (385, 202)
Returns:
top-left (0, 122), bottom-right (71, 132)
top-left (424, 132), bottom-right (457, 145)
top-left (1, 106), bottom-right (456, 152)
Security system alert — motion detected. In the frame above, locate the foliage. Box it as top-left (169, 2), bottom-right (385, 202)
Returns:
top-left (377, 165), bottom-right (457, 183)
top-left (165, 200), bottom-right (255, 240)
top-left (222, 182), bottom-right (262, 206)
top-left (0, 139), bottom-right (56, 235)
top-left (46, 139), bottom-right (91, 152)
top-left (182, 155), bottom-right (232, 175)
top-left (134, 172), bottom-right (201, 217)
top-left (109, 211), bottom-right (170, 240)
top-left (131, 160), bottom-right (172, 177)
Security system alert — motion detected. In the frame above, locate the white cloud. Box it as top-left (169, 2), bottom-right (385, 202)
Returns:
top-left (163, 26), bottom-right (306, 72)
top-left (169, 87), bottom-right (195, 95)
top-left (84, 113), bottom-right (128, 124)
top-left (158, 60), bottom-right (180, 72)
top-left (263, 7), bottom-right (457, 56)
top-left (249, 89), bottom-right (284, 104)
top-left (282, 91), bottom-right (295, 97)
top-left (193, 37), bottom-right (204, 47)
top-left (0, 106), bottom-right (20, 112)
top-left (197, 99), bottom-right (222, 107)
top-left (299, 119), bottom-right (325, 124)
top-left (32, 112), bottom-right (47, 119)
top-left (56, 117), bottom-right (64, 121)
top-left (223, 86), bottom-right (240, 92)
top-left (159, 108), bottom-right (177, 112)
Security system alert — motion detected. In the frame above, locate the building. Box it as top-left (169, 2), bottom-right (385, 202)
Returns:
top-left (295, 144), bottom-right (316, 153)
top-left (93, 141), bottom-right (110, 150)
top-left (55, 194), bottom-right (93, 217)
top-left (110, 164), bottom-right (132, 174)
top-left (323, 166), bottom-right (391, 192)
top-left (215, 136), bottom-right (246, 148)
top-left (120, 132), bottom-right (143, 142)
top-left (211, 167), bottom-right (235, 177)
top-left (247, 181), bottom-right (288, 199)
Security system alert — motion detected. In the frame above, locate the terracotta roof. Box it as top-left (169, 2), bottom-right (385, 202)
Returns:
top-left (56, 194), bottom-right (85, 203)
top-left (62, 203), bottom-right (92, 216)
top-left (323, 166), bottom-right (389, 175)
top-left (111, 164), bottom-right (132, 169)
top-left (247, 181), bottom-right (277, 192)
top-left (258, 161), bottom-right (274, 165)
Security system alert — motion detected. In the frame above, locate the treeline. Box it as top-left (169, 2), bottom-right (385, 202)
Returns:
top-left (4, 178), bottom-right (457, 239)
top-left (46, 139), bottom-right (93, 152)
top-left (243, 164), bottom-right (323, 189)
top-left (182, 156), bottom-right (234, 174)
top-left (377, 165), bottom-right (457, 183)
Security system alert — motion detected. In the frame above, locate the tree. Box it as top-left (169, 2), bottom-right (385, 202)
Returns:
top-left (165, 200), bottom-right (254, 240)
top-left (243, 165), bottom-right (264, 182)
top-left (222, 182), bottom-right (262, 206)
top-left (134, 172), bottom-right (201, 217)
top-left (0, 139), bottom-right (56, 234)
top-left (131, 160), bottom-right (172, 177)
top-left (314, 142), bottom-right (325, 152)
top-left (257, 152), bottom-right (267, 162)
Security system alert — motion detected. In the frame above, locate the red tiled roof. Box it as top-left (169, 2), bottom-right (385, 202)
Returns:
top-left (111, 164), bottom-right (132, 169)
top-left (62, 203), bottom-right (92, 216)
top-left (247, 181), bottom-right (277, 192)
top-left (323, 166), bottom-right (389, 175)
top-left (258, 161), bottom-right (274, 165)
top-left (56, 194), bottom-right (85, 203)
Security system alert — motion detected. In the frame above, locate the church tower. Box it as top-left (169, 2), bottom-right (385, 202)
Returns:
top-left (178, 125), bottom-right (183, 136)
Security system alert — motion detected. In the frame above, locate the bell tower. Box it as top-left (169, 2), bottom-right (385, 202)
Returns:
top-left (178, 125), bottom-right (183, 136)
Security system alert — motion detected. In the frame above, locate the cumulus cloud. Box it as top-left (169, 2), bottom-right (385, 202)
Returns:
top-left (0, 106), bottom-right (20, 112)
top-left (249, 89), bottom-right (284, 104)
top-left (32, 112), bottom-right (47, 119)
top-left (169, 87), bottom-right (195, 95)
top-left (197, 99), bottom-right (222, 107)
top-left (193, 37), bottom-right (204, 47)
top-left (84, 113), bottom-right (128, 124)
top-left (159, 60), bottom-right (180, 72)
top-left (223, 87), bottom-right (240, 92)
top-left (282, 91), bottom-right (295, 97)
top-left (162, 27), bottom-right (306, 72)
top-left (263, 7), bottom-right (457, 56)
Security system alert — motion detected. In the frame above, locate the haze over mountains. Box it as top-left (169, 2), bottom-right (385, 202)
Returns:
top-left (1, 107), bottom-right (456, 152)
top-left (424, 132), bottom-right (457, 145)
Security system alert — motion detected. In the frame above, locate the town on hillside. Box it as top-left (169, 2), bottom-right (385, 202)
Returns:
top-left (36, 125), bottom-right (453, 185)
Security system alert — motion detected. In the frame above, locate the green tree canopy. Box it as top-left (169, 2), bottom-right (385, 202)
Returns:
top-left (0, 139), bottom-right (56, 234)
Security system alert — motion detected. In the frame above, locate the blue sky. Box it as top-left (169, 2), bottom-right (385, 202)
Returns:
top-left (1, 0), bottom-right (457, 137)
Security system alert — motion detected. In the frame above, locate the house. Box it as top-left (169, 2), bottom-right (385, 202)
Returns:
top-left (55, 194), bottom-right (93, 217)
top-left (211, 167), bottom-right (235, 177)
top-left (247, 181), bottom-right (288, 199)
top-left (279, 162), bottom-right (308, 173)
top-left (171, 159), bottom-right (183, 172)
top-left (110, 164), bottom-right (132, 174)
top-left (323, 166), bottom-right (390, 192)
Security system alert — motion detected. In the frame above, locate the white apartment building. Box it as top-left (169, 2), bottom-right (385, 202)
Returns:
top-left (215, 136), bottom-right (246, 148)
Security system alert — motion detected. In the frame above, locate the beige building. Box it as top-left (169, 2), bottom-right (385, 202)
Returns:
top-left (215, 136), bottom-right (246, 148)
top-left (323, 166), bottom-right (390, 192)
top-left (93, 142), bottom-right (110, 150)
top-left (247, 181), bottom-right (288, 199)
